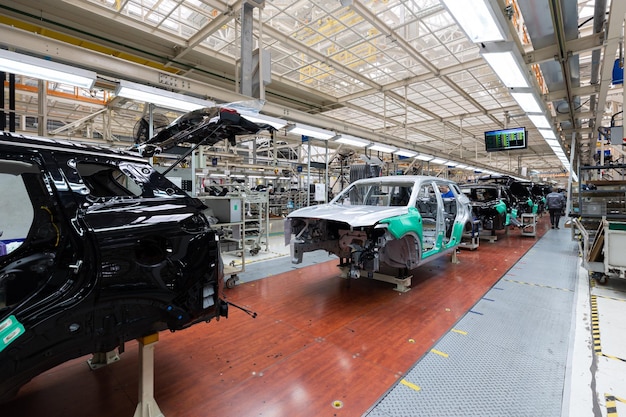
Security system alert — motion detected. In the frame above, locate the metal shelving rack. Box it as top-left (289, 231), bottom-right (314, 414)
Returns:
top-left (243, 191), bottom-right (269, 255)
top-left (199, 185), bottom-right (271, 287)
top-left (198, 191), bottom-right (246, 289)
top-left (576, 164), bottom-right (626, 239)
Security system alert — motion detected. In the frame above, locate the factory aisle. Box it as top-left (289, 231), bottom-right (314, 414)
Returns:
top-left (365, 227), bottom-right (580, 416)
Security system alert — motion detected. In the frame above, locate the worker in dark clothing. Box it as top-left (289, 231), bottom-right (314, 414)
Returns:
top-left (546, 187), bottom-right (566, 229)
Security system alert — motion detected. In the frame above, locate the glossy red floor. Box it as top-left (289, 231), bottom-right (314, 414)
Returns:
top-left (4, 218), bottom-right (550, 417)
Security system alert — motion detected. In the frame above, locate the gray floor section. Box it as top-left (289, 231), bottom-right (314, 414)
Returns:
top-left (364, 229), bottom-right (579, 417)
top-left (237, 250), bottom-right (338, 283)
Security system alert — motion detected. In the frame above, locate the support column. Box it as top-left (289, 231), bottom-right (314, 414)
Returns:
top-left (37, 80), bottom-right (46, 136)
top-left (9, 73), bottom-right (16, 133)
top-left (1, 72), bottom-right (5, 131)
top-left (239, 2), bottom-right (254, 97)
top-left (307, 138), bottom-right (311, 206)
top-left (324, 141), bottom-right (329, 203)
top-left (133, 333), bottom-right (164, 417)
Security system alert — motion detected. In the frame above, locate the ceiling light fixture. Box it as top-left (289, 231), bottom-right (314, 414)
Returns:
top-left (415, 154), bottom-right (434, 161)
top-left (538, 129), bottom-right (557, 140)
top-left (482, 52), bottom-right (529, 88)
top-left (0, 49), bottom-right (96, 89)
top-left (239, 112), bottom-right (288, 130)
top-left (334, 134), bottom-right (370, 148)
top-left (480, 43), bottom-right (530, 88)
top-left (528, 114), bottom-right (551, 129)
top-left (430, 158), bottom-right (448, 165)
top-left (511, 92), bottom-right (542, 113)
top-left (441, 0), bottom-right (507, 43)
top-left (394, 149), bottom-right (418, 158)
top-left (116, 80), bottom-right (215, 112)
top-left (287, 123), bottom-right (335, 140)
top-left (368, 143), bottom-right (397, 153)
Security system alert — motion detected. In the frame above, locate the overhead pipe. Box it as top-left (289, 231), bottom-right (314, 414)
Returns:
top-left (549, 0), bottom-right (577, 131)
top-left (586, 0), bottom-right (607, 163)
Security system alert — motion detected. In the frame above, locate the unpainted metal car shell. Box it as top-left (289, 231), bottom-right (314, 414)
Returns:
top-left (285, 176), bottom-right (472, 279)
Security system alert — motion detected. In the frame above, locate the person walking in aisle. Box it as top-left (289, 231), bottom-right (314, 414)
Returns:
top-left (546, 187), bottom-right (566, 229)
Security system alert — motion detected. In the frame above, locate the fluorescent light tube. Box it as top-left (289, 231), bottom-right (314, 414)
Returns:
top-left (430, 158), bottom-right (448, 165)
top-left (368, 143), bottom-right (396, 153)
top-left (415, 154), bottom-right (434, 161)
top-left (116, 80), bottom-right (214, 112)
top-left (511, 92), bottom-right (542, 113)
top-left (441, 0), bottom-right (507, 43)
top-left (528, 114), bottom-right (551, 129)
top-left (288, 123), bottom-right (334, 140)
top-left (482, 51), bottom-right (529, 88)
top-left (240, 113), bottom-right (288, 130)
top-left (394, 149), bottom-right (418, 157)
top-left (538, 129), bottom-right (557, 140)
top-left (335, 134), bottom-right (370, 147)
top-left (0, 49), bottom-right (96, 89)
top-left (456, 164), bottom-right (468, 169)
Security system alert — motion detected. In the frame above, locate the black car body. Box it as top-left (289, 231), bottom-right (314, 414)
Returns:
top-left (531, 183), bottom-right (551, 213)
top-left (509, 180), bottom-right (539, 214)
top-left (0, 108), bottom-right (264, 401)
top-left (477, 175), bottom-right (538, 216)
top-left (460, 183), bottom-right (514, 233)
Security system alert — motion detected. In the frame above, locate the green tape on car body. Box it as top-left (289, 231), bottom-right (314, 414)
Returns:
top-left (0, 315), bottom-right (25, 353)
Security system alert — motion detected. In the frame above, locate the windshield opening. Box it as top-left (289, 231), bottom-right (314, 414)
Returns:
top-left (334, 182), bottom-right (413, 207)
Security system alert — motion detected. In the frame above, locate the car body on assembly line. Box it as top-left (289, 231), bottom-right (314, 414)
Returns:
top-left (0, 107), bottom-right (265, 402)
top-left (460, 183), bottom-right (516, 234)
top-left (285, 176), bottom-right (473, 287)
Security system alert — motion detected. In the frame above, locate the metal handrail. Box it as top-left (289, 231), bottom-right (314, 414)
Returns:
top-left (572, 217), bottom-right (589, 265)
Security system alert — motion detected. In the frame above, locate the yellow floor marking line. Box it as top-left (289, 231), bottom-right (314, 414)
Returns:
top-left (595, 294), bottom-right (626, 302)
top-left (590, 296), bottom-right (626, 363)
top-left (591, 295), bottom-right (602, 355)
top-left (504, 279), bottom-right (573, 292)
top-left (430, 349), bottom-right (449, 358)
top-left (400, 379), bottom-right (421, 392)
top-left (451, 328), bottom-right (467, 335)
top-left (605, 394), bottom-right (619, 417)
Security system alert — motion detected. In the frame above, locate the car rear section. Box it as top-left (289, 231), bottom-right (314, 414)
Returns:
top-left (0, 134), bottom-right (227, 401)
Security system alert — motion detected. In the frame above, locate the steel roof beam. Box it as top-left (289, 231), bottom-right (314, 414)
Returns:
top-left (525, 32), bottom-right (604, 64)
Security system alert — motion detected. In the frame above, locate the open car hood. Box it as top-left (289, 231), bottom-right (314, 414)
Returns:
top-left (287, 204), bottom-right (408, 228)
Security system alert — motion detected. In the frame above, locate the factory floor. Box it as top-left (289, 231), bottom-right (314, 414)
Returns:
top-left (3, 215), bottom-right (625, 417)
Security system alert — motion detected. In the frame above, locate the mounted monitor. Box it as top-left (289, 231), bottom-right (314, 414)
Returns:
top-left (484, 127), bottom-right (528, 152)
